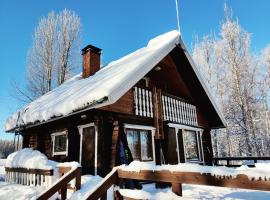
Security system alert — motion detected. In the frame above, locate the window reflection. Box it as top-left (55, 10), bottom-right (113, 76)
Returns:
top-left (126, 129), bottom-right (153, 161)
top-left (183, 130), bottom-right (199, 161)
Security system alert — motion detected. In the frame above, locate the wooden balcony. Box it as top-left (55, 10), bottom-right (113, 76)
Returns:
top-left (134, 87), bottom-right (198, 126)
top-left (162, 93), bottom-right (198, 126)
top-left (134, 87), bottom-right (154, 118)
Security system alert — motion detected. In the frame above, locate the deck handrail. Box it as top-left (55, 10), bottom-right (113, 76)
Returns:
top-left (5, 167), bottom-right (53, 187)
top-left (82, 168), bottom-right (270, 200)
top-left (37, 166), bottom-right (81, 200)
top-left (213, 156), bottom-right (270, 167)
top-left (84, 168), bottom-right (119, 200)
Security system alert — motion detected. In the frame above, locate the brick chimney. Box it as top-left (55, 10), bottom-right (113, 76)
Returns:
top-left (81, 44), bottom-right (102, 78)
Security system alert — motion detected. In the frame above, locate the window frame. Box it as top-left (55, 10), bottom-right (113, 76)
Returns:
top-left (124, 124), bottom-right (156, 163)
top-left (182, 130), bottom-right (202, 162)
top-left (77, 123), bottom-right (98, 175)
top-left (51, 130), bottom-right (68, 156)
top-left (168, 123), bottom-right (204, 164)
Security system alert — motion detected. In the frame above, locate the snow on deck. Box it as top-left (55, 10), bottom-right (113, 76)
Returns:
top-left (0, 182), bottom-right (46, 200)
top-left (120, 161), bottom-right (270, 181)
top-left (119, 183), bottom-right (270, 200)
top-left (5, 30), bottom-right (180, 131)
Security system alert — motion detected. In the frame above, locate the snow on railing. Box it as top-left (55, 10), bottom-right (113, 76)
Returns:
top-left (37, 162), bottom-right (81, 200)
top-left (5, 167), bottom-right (54, 187)
top-left (134, 87), bottom-right (153, 118)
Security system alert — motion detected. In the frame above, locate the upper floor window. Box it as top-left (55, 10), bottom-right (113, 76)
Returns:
top-left (51, 131), bottom-right (68, 156)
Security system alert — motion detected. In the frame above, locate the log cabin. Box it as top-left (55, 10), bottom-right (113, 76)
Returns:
top-left (5, 30), bottom-right (226, 176)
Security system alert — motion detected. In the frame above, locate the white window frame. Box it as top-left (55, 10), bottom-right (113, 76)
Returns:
top-left (77, 123), bottom-right (98, 175)
top-left (51, 130), bottom-right (68, 156)
top-left (168, 123), bottom-right (204, 164)
top-left (124, 124), bottom-right (156, 163)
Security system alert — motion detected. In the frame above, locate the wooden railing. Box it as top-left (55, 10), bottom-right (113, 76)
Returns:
top-left (37, 166), bottom-right (81, 200)
top-left (213, 156), bottom-right (270, 167)
top-left (5, 167), bottom-right (53, 187)
top-left (82, 168), bottom-right (270, 200)
top-left (162, 93), bottom-right (198, 126)
top-left (133, 87), bottom-right (198, 127)
top-left (134, 87), bottom-right (153, 118)
top-left (84, 168), bottom-right (119, 200)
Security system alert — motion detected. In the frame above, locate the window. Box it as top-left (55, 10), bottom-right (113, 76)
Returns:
top-left (51, 131), bottom-right (68, 156)
top-left (183, 130), bottom-right (202, 162)
top-left (126, 128), bottom-right (153, 161)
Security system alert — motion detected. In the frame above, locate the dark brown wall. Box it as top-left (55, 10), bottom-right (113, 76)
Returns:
top-left (164, 127), bottom-right (178, 164)
top-left (99, 90), bottom-right (134, 115)
top-left (202, 129), bottom-right (213, 165)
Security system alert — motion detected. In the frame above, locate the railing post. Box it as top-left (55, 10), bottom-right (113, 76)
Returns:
top-left (100, 192), bottom-right (107, 200)
top-left (61, 184), bottom-right (67, 200)
top-left (113, 190), bottom-right (123, 200)
top-left (76, 167), bottom-right (81, 190)
top-left (172, 182), bottom-right (182, 196)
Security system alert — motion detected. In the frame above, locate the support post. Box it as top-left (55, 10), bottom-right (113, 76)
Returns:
top-left (172, 182), bottom-right (182, 196)
top-left (60, 184), bottom-right (67, 200)
top-left (75, 167), bottom-right (81, 190)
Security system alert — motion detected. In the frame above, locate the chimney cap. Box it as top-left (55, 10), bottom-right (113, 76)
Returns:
top-left (81, 44), bottom-right (102, 55)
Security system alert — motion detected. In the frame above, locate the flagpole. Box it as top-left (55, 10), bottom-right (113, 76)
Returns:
top-left (175, 0), bottom-right (181, 34)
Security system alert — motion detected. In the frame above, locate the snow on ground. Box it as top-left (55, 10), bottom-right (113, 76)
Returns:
top-left (120, 183), bottom-right (270, 200)
top-left (182, 184), bottom-right (270, 200)
top-left (121, 161), bottom-right (270, 180)
top-left (68, 175), bottom-right (103, 200)
top-left (0, 159), bottom-right (6, 182)
top-left (0, 181), bottom-right (45, 200)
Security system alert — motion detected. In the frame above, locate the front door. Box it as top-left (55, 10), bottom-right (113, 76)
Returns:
top-left (78, 124), bottom-right (97, 175)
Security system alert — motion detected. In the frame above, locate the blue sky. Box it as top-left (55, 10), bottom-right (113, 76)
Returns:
top-left (0, 0), bottom-right (270, 140)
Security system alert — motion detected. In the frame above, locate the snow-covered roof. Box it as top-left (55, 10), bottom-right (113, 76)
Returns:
top-left (5, 30), bottom-right (226, 132)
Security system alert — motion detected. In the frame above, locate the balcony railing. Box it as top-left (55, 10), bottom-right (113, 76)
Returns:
top-left (134, 87), bottom-right (198, 126)
top-left (162, 94), bottom-right (198, 126)
top-left (134, 87), bottom-right (154, 118)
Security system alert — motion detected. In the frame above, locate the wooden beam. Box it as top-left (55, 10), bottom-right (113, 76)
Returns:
top-left (153, 87), bottom-right (164, 139)
top-left (117, 170), bottom-right (270, 192)
top-left (110, 121), bottom-right (120, 168)
top-left (5, 167), bottom-right (53, 176)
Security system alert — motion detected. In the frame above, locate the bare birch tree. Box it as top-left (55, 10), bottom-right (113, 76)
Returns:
top-left (26, 11), bottom-right (57, 100)
top-left (13, 9), bottom-right (81, 102)
top-left (193, 4), bottom-right (267, 156)
top-left (56, 9), bottom-right (81, 85)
